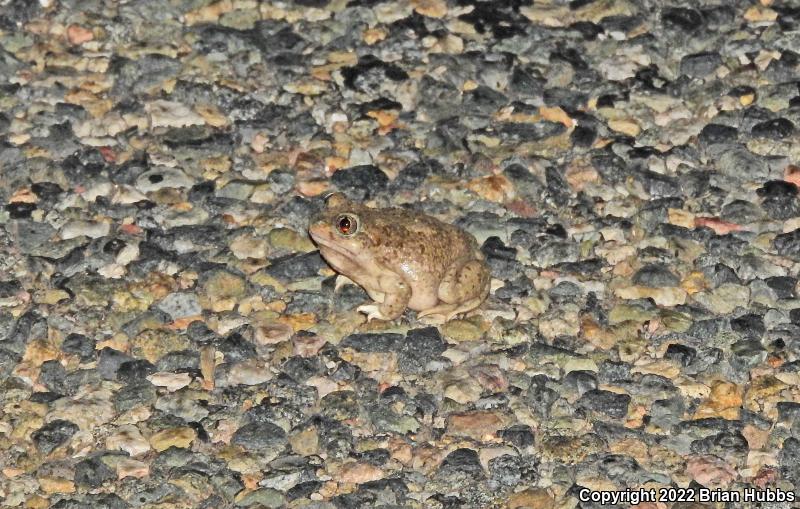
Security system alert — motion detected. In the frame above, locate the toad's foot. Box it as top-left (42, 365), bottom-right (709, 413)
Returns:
top-left (417, 297), bottom-right (485, 323)
top-left (417, 313), bottom-right (448, 325)
top-left (357, 304), bottom-right (389, 322)
top-left (334, 275), bottom-right (358, 293)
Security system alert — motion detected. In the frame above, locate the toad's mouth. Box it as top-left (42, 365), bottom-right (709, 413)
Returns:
top-left (309, 227), bottom-right (359, 260)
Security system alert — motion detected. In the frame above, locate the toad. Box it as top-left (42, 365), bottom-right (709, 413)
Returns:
top-left (308, 193), bottom-right (490, 322)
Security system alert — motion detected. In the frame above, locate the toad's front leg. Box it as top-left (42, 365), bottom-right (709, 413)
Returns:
top-left (357, 273), bottom-right (410, 322)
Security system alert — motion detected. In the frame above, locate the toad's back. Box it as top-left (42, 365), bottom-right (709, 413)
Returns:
top-left (361, 206), bottom-right (482, 282)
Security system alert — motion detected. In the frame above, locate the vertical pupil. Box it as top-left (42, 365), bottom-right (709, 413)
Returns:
top-left (340, 217), bottom-right (351, 232)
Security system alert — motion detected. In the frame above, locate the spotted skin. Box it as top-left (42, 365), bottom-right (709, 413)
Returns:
top-left (308, 193), bottom-right (491, 322)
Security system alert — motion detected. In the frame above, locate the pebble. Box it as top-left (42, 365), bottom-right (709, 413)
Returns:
top-left (60, 333), bottom-right (96, 361)
top-left (131, 329), bottom-right (191, 364)
top-left (216, 358), bottom-right (273, 387)
top-left (680, 51), bottom-right (722, 77)
top-left (66, 24), bottom-right (94, 45)
top-left (577, 389), bottom-right (631, 419)
top-left (146, 372), bottom-right (193, 392)
top-left (397, 327), bottom-right (448, 373)
top-left (149, 426), bottom-right (197, 452)
top-left (443, 377), bottom-right (483, 404)
top-left (47, 386), bottom-right (116, 431)
top-left (331, 165), bottom-right (389, 200)
top-left (254, 321), bottom-right (294, 346)
top-left (74, 456), bottom-right (115, 488)
top-left (437, 448), bottom-right (484, 479)
top-left (155, 390), bottom-right (209, 421)
top-left (59, 220), bottom-right (111, 240)
top-left (235, 488), bottom-right (286, 508)
top-left (105, 424), bottom-right (151, 456)
top-left (231, 421), bottom-right (288, 453)
top-left (686, 454), bottom-right (737, 488)
top-left (135, 166), bottom-right (196, 193)
top-left (631, 263), bottom-right (680, 287)
top-left (31, 419), bottom-right (78, 454)
top-left (440, 319), bottom-right (485, 342)
top-left (156, 292), bottom-right (202, 320)
top-left (145, 100), bottom-right (206, 129)
top-left (0, 0), bottom-right (796, 505)
top-left (338, 462), bottom-right (385, 484)
top-left (288, 427), bottom-right (320, 457)
top-left (693, 381), bottom-right (743, 420)
top-left (115, 457), bottom-right (149, 480)
top-left (447, 411), bottom-right (506, 441)
top-left (752, 118), bottom-right (795, 140)
top-left (229, 233), bottom-right (268, 260)
top-left (268, 227), bottom-right (316, 253)
top-left (97, 347), bottom-right (132, 380)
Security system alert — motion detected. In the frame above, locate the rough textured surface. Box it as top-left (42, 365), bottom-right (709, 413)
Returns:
top-left (1, 0), bottom-right (800, 507)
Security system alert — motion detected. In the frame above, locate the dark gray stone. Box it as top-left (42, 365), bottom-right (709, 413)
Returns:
top-left (577, 389), bottom-right (631, 419)
top-left (562, 370), bottom-right (598, 395)
top-left (39, 360), bottom-right (66, 393)
top-left (217, 332), bottom-right (257, 363)
top-left (664, 344), bottom-right (696, 367)
top-left (397, 327), bottom-right (447, 374)
top-left (61, 333), bottom-right (96, 361)
top-left (775, 228), bottom-right (800, 260)
top-left (499, 425), bottom-right (535, 448)
top-left (186, 321), bottom-right (219, 344)
top-left (437, 448), bottom-right (484, 477)
top-left (231, 421), bottom-right (287, 452)
top-left (729, 339), bottom-right (767, 372)
top-left (699, 124), bottom-right (738, 145)
top-left (97, 347), bottom-right (134, 380)
top-left (330, 165), bottom-right (389, 200)
top-left (752, 118), bottom-right (795, 139)
top-left (488, 454), bottom-right (538, 490)
top-left (32, 419), bottom-right (79, 454)
top-left (680, 51), bottom-right (722, 77)
top-left (116, 359), bottom-right (156, 384)
top-left (156, 350), bottom-right (200, 372)
top-left (266, 251), bottom-right (326, 282)
top-left (75, 456), bottom-right (115, 488)
top-left (632, 263), bottom-right (680, 287)
top-left (649, 397), bottom-right (685, 429)
top-left (525, 376), bottom-right (560, 418)
top-left (115, 381), bottom-right (157, 412)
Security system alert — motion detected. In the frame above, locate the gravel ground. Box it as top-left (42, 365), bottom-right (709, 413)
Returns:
top-left (2, 0), bottom-right (800, 508)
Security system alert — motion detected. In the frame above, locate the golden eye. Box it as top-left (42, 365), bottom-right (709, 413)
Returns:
top-left (336, 214), bottom-right (357, 235)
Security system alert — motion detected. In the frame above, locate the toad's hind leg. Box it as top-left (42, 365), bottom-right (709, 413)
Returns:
top-left (417, 259), bottom-right (490, 321)
top-left (438, 259), bottom-right (490, 303)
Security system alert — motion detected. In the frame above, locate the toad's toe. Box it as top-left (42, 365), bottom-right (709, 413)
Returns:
top-left (357, 304), bottom-right (386, 322)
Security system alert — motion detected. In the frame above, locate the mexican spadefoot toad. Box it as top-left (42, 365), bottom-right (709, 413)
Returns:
top-left (308, 193), bottom-right (490, 322)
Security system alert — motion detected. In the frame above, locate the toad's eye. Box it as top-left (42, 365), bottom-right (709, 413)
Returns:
top-left (336, 214), bottom-right (357, 235)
